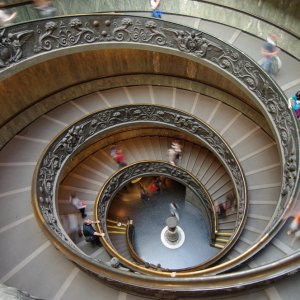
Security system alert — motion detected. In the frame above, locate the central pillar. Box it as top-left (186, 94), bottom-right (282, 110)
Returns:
top-left (165, 216), bottom-right (179, 243)
top-left (161, 216), bottom-right (185, 249)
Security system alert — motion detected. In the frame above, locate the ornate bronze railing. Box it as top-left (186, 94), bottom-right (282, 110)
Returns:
top-left (96, 161), bottom-right (246, 271)
top-left (26, 14), bottom-right (300, 295)
top-left (2, 17), bottom-right (299, 217)
top-left (2, 17), bottom-right (299, 213)
top-left (2, 1), bottom-right (299, 58)
top-left (96, 161), bottom-right (216, 248)
top-left (33, 104), bottom-right (247, 258)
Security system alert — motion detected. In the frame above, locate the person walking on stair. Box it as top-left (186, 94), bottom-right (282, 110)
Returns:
top-left (168, 141), bottom-right (182, 166)
top-left (259, 33), bottom-right (281, 75)
top-left (33, 0), bottom-right (56, 18)
top-left (111, 145), bottom-right (127, 169)
top-left (0, 2), bottom-right (17, 27)
top-left (151, 0), bottom-right (162, 18)
top-left (69, 193), bottom-right (87, 219)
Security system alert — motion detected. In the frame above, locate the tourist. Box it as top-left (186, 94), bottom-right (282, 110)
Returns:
top-left (216, 201), bottom-right (227, 218)
top-left (69, 193), bottom-right (87, 219)
top-left (111, 145), bottom-right (127, 168)
top-left (115, 148), bottom-right (126, 168)
top-left (259, 33), bottom-right (281, 75)
top-left (33, 0), bottom-right (56, 18)
top-left (168, 141), bottom-right (182, 166)
top-left (110, 144), bottom-right (117, 159)
top-left (0, 2), bottom-right (17, 27)
top-left (149, 180), bottom-right (158, 194)
top-left (288, 91), bottom-right (300, 119)
top-left (82, 219), bottom-right (103, 246)
top-left (151, 0), bottom-right (162, 19)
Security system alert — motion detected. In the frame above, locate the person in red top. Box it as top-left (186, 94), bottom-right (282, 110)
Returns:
top-left (115, 148), bottom-right (126, 168)
top-left (149, 182), bottom-right (157, 193)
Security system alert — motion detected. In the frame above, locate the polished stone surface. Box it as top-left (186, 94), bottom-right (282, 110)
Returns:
top-left (111, 178), bottom-right (219, 270)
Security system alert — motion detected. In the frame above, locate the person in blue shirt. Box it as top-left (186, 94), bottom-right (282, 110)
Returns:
top-left (259, 33), bottom-right (280, 75)
top-left (288, 91), bottom-right (300, 119)
top-left (151, 0), bottom-right (162, 18)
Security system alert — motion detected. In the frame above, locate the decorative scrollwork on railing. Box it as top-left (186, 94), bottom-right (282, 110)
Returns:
top-left (13, 13), bottom-right (295, 273)
top-left (0, 28), bottom-right (33, 67)
top-left (96, 161), bottom-right (216, 245)
top-left (34, 18), bottom-right (96, 52)
top-left (34, 105), bottom-right (247, 251)
top-left (2, 17), bottom-right (298, 213)
top-left (1, 17), bottom-right (299, 204)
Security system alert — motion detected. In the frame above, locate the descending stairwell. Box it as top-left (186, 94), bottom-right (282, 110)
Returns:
top-left (55, 85), bottom-right (282, 261)
top-left (0, 2), bottom-right (299, 299)
top-left (106, 219), bottom-right (134, 262)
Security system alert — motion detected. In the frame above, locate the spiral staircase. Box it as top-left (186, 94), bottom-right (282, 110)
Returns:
top-left (0, 1), bottom-right (300, 299)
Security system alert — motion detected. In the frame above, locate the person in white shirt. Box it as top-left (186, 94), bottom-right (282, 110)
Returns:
top-left (69, 193), bottom-right (87, 219)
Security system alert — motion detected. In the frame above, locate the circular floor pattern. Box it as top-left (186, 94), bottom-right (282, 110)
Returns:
top-left (161, 225), bottom-right (185, 249)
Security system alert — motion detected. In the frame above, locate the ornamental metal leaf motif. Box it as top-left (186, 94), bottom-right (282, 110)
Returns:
top-left (34, 18), bottom-right (96, 52)
top-left (0, 28), bottom-right (33, 67)
top-left (35, 105), bottom-right (247, 252)
top-left (0, 14), bottom-right (295, 263)
top-left (162, 28), bottom-right (222, 57)
top-left (111, 18), bottom-right (167, 45)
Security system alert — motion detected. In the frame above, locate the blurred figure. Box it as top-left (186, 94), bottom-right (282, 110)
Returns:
top-left (110, 145), bottom-right (127, 168)
top-left (172, 141), bottom-right (182, 160)
top-left (69, 193), bottom-right (87, 219)
top-left (153, 176), bottom-right (161, 193)
top-left (167, 146), bottom-right (177, 166)
top-left (0, 2), bottom-right (17, 27)
top-left (139, 182), bottom-right (150, 204)
top-left (110, 144), bottom-right (117, 159)
top-left (60, 213), bottom-right (82, 239)
top-left (83, 219), bottom-right (103, 246)
top-left (149, 180), bottom-right (158, 194)
top-left (259, 33), bottom-right (281, 75)
top-left (168, 141), bottom-right (182, 166)
top-left (169, 201), bottom-right (179, 221)
top-left (115, 148), bottom-right (126, 168)
top-left (287, 212), bottom-right (300, 236)
top-left (288, 90), bottom-right (300, 119)
top-left (33, 0), bottom-right (56, 18)
top-left (151, 0), bottom-right (162, 18)
top-left (216, 201), bottom-right (227, 218)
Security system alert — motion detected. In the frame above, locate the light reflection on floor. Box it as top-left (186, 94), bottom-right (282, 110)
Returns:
top-left (110, 178), bottom-right (220, 270)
